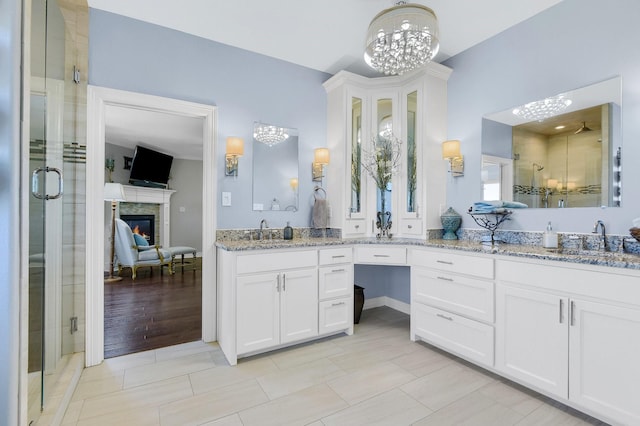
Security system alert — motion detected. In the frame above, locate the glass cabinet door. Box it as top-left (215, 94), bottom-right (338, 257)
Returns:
top-left (375, 98), bottom-right (394, 236)
top-left (406, 91), bottom-right (418, 213)
top-left (350, 97), bottom-right (362, 214)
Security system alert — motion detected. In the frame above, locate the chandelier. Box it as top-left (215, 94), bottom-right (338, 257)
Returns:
top-left (364, 2), bottom-right (439, 76)
top-left (512, 95), bottom-right (572, 122)
top-left (253, 123), bottom-right (289, 147)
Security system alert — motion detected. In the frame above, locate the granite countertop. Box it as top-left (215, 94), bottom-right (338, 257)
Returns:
top-left (216, 237), bottom-right (640, 271)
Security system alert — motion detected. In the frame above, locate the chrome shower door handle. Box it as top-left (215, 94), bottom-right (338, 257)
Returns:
top-left (31, 166), bottom-right (63, 200)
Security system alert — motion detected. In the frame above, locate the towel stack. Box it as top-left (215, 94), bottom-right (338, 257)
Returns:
top-left (471, 200), bottom-right (528, 213)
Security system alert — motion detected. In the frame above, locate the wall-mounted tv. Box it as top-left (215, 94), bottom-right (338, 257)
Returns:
top-left (128, 145), bottom-right (174, 188)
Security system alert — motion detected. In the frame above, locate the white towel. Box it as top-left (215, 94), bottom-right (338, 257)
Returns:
top-left (312, 198), bottom-right (329, 229)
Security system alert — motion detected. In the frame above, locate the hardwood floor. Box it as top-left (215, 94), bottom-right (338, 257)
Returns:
top-left (104, 260), bottom-right (202, 358)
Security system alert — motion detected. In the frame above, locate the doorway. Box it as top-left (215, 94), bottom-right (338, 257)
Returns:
top-left (85, 86), bottom-right (217, 367)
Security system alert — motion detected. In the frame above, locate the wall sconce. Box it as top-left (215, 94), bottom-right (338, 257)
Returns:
top-left (442, 140), bottom-right (464, 177)
top-left (289, 178), bottom-right (299, 192)
top-left (225, 137), bottom-right (244, 176)
top-left (312, 148), bottom-right (330, 181)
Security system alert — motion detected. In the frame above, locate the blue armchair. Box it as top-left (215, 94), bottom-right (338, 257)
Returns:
top-left (113, 218), bottom-right (174, 279)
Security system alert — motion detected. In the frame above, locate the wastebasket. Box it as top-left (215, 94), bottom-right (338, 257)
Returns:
top-left (354, 285), bottom-right (365, 324)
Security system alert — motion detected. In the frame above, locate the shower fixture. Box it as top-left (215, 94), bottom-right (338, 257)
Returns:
top-left (533, 163), bottom-right (544, 172)
top-left (575, 121), bottom-right (592, 134)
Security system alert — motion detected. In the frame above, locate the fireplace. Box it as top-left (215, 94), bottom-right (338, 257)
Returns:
top-left (120, 214), bottom-right (155, 245)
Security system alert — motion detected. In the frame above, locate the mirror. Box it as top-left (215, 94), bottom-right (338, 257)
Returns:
top-left (350, 97), bottom-right (362, 214)
top-left (482, 77), bottom-right (621, 208)
top-left (252, 122), bottom-right (299, 211)
top-left (407, 91), bottom-right (417, 213)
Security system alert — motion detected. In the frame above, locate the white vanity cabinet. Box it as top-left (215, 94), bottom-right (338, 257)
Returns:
top-left (495, 259), bottom-right (640, 425)
top-left (318, 247), bottom-right (354, 334)
top-left (217, 246), bottom-right (354, 366)
top-left (218, 249), bottom-right (319, 364)
top-left (409, 248), bottom-right (495, 367)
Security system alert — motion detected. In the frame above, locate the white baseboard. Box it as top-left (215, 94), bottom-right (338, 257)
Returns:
top-left (363, 296), bottom-right (410, 315)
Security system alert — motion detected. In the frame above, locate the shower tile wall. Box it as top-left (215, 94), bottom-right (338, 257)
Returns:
top-left (513, 128), bottom-right (547, 208)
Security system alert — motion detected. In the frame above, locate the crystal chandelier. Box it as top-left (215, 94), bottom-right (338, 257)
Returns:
top-left (364, 2), bottom-right (439, 76)
top-left (253, 123), bottom-right (289, 147)
top-left (512, 95), bottom-right (572, 122)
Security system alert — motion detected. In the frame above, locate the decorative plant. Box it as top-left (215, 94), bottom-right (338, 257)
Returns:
top-left (361, 134), bottom-right (402, 238)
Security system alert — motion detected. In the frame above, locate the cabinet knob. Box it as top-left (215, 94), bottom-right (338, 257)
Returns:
top-left (408, 225), bottom-right (413, 229)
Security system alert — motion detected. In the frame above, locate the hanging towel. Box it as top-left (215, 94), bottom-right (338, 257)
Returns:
top-left (312, 198), bottom-right (330, 228)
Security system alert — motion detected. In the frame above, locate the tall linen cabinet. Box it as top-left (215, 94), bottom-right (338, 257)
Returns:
top-left (323, 66), bottom-right (452, 238)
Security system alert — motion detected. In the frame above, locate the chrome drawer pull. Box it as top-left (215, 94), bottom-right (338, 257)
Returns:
top-left (436, 260), bottom-right (453, 265)
top-left (570, 301), bottom-right (576, 326)
top-left (436, 313), bottom-right (453, 321)
top-left (559, 299), bottom-right (564, 324)
top-left (332, 255), bottom-right (346, 258)
top-left (331, 302), bottom-right (346, 306)
top-left (331, 268), bottom-right (345, 273)
top-left (437, 276), bottom-right (453, 282)
top-left (374, 254), bottom-right (390, 257)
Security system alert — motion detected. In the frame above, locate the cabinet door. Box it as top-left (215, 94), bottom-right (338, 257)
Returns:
top-left (495, 285), bottom-right (569, 398)
top-left (237, 272), bottom-right (280, 354)
top-left (280, 268), bottom-right (318, 344)
top-left (569, 299), bottom-right (640, 425)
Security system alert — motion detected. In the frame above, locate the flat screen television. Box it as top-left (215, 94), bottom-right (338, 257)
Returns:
top-left (128, 145), bottom-right (174, 188)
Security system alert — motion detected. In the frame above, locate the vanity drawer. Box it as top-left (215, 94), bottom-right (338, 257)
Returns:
top-left (400, 218), bottom-right (423, 236)
top-left (410, 249), bottom-right (494, 279)
top-left (413, 303), bottom-right (494, 367)
top-left (319, 247), bottom-right (352, 265)
top-left (319, 264), bottom-right (353, 300)
top-left (355, 246), bottom-right (407, 265)
top-left (412, 267), bottom-right (494, 322)
top-left (319, 297), bottom-right (352, 334)
top-left (236, 250), bottom-right (317, 274)
top-left (344, 219), bottom-right (366, 235)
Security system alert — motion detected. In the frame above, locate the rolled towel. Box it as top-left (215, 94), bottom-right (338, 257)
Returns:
top-left (312, 198), bottom-right (329, 228)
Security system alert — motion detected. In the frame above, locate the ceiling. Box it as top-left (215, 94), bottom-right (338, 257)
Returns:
top-left (95, 0), bottom-right (564, 158)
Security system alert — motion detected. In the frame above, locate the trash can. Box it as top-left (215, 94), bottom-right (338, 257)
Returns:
top-left (354, 285), bottom-right (365, 324)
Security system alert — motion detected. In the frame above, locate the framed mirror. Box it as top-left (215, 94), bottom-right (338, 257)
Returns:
top-left (252, 122), bottom-right (299, 211)
top-left (482, 76), bottom-right (621, 208)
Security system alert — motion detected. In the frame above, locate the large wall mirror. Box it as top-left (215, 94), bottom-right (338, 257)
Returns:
top-left (482, 76), bottom-right (621, 208)
top-left (252, 122), bottom-right (299, 211)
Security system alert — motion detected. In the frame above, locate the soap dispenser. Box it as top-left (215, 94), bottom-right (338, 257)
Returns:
top-left (283, 222), bottom-right (293, 240)
top-left (543, 221), bottom-right (558, 249)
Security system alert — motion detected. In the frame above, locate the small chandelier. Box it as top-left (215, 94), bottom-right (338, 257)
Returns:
top-left (512, 95), bottom-right (572, 122)
top-left (364, 2), bottom-right (439, 76)
top-left (253, 122), bottom-right (289, 147)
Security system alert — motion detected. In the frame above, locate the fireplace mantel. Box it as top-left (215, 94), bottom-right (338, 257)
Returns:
top-left (121, 185), bottom-right (176, 248)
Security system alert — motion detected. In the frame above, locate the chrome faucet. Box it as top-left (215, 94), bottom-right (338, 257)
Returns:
top-left (592, 220), bottom-right (607, 251)
top-left (258, 219), bottom-right (269, 240)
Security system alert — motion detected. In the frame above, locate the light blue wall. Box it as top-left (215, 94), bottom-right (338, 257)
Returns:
top-left (443, 0), bottom-right (640, 235)
top-left (89, 9), bottom-right (331, 229)
top-left (355, 265), bottom-right (411, 305)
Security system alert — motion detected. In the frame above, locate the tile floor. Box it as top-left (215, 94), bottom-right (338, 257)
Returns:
top-left (61, 307), bottom-right (608, 425)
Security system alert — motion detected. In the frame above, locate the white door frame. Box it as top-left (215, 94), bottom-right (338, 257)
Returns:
top-left (85, 86), bottom-right (217, 367)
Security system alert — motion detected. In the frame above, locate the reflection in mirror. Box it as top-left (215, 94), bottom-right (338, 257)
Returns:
top-left (407, 91), bottom-right (417, 212)
top-left (252, 123), bottom-right (299, 211)
top-left (482, 77), bottom-right (621, 208)
top-left (377, 99), bottom-right (393, 217)
top-left (351, 97), bottom-right (362, 214)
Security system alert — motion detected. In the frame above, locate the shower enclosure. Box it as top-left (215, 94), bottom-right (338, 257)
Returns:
top-left (27, 0), bottom-right (87, 422)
